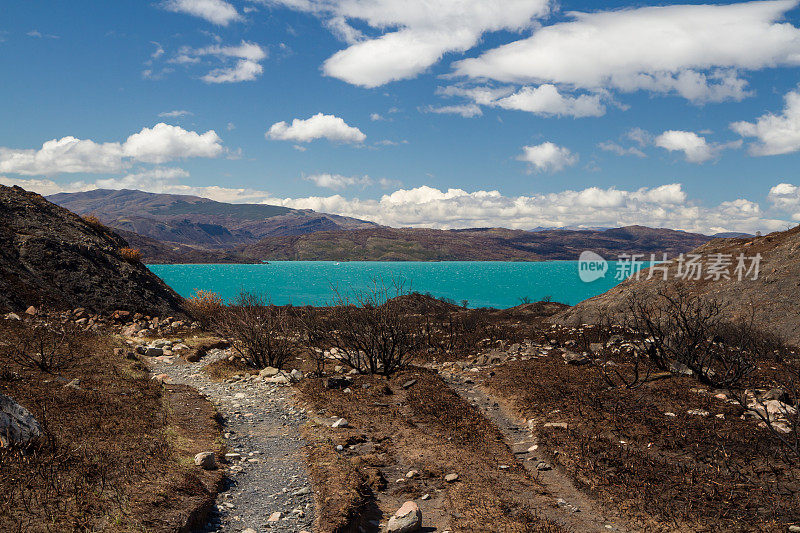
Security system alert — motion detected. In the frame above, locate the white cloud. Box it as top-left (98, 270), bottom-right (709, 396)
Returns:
top-left (454, 1), bottom-right (800, 103)
top-left (435, 83), bottom-right (606, 118)
top-left (262, 183), bottom-right (786, 234)
top-left (122, 123), bottom-right (224, 164)
top-left (732, 86), bottom-right (800, 155)
top-left (158, 110), bottom-right (193, 118)
top-left (0, 138), bottom-right (126, 175)
top-left (655, 130), bottom-right (715, 163)
top-left (768, 182), bottom-right (800, 219)
top-left (2, 175), bottom-right (790, 234)
top-left (370, 113), bottom-right (384, 121)
top-left (423, 104), bottom-right (483, 118)
top-left (517, 142), bottom-right (578, 173)
top-left (0, 123), bottom-right (224, 175)
top-left (654, 130), bottom-right (741, 163)
top-left (163, 0), bottom-right (243, 26)
top-left (304, 173), bottom-right (372, 190)
top-left (0, 169), bottom-right (275, 204)
top-left (266, 113), bottom-right (366, 144)
top-left (495, 85), bottom-right (606, 117)
top-left (173, 41), bottom-right (267, 83)
top-left (268, 0), bottom-right (551, 87)
top-left (598, 142), bottom-right (646, 158)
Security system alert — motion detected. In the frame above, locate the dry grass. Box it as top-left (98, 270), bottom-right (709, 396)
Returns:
top-left (297, 368), bottom-right (565, 533)
top-left (0, 321), bottom-right (222, 532)
top-left (486, 353), bottom-right (800, 532)
top-left (118, 247), bottom-right (142, 263)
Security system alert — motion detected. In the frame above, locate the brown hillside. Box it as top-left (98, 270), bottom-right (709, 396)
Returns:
top-left (242, 225), bottom-right (712, 261)
top-left (0, 185), bottom-right (185, 315)
top-left (554, 225), bottom-right (800, 345)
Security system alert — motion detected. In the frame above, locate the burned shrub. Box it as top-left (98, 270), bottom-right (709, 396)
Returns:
top-left (0, 324), bottom-right (85, 373)
top-left (212, 291), bottom-right (294, 369)
top-left (310, 280), bottom-right (421, 376)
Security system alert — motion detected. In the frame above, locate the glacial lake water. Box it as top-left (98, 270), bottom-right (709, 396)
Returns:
top-left (148, 261), bottom-right (644, 309)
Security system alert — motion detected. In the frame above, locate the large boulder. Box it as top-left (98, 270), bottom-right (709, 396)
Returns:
top-left (0, 393), bottom-right (42, 448)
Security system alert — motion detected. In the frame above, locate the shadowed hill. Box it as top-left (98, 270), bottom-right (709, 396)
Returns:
top-left (553, 225), bottom-right (800, 345)
top-left (0, 185), bottom-right (186, 315)
top-left (241, 225), bottom-right (713, 261)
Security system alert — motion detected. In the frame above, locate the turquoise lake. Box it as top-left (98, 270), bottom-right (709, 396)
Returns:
top-left (148, 261), bottom-right (642, 309)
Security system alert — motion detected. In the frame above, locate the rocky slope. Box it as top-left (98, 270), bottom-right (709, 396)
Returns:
top-left (117, 229), bottom-right (256, 264)
top-left (554, 225), bottom-right (800, 345)
top-left (48, 189), bottom-right (378, 247)
top-left (242, 225), bottom-right (713, 261)
top-left (0, 185), bottom-right (185, 315)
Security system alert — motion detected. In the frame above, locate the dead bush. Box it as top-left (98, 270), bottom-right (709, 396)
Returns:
top-left (310, 280), bottom-right (420, 376)
top-left (81, 214), bottom-right (105, 231)
top-left (212, 291), bottom-right (294, 369)
top-left (0, 324), bottom-right (85, 373)
top-left (186, 289), bottom-right (225, 327)
top-left (624, 285), bottom-right (756, 388)
top-left (118, 247), bottom-right (142, 263)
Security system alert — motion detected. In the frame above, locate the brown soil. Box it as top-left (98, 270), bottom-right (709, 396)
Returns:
top-left (484, 352), bottom-right (800, 532)
top-left (296, 368), bottom-right (566, 533)
top-left (0, 321), bottom-right (223, 532)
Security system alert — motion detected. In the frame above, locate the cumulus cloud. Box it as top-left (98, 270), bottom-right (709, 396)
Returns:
top-left (517, 142), bottom-right (578, 173)
top-left (768, 183), bottom-right (800, 219)
top-left (0, 123), bottom-right (224, 175)
top-left (266, 113), bottom-right (366, 144)
top-left (173, 41), bottom-right (267, 83)
top-left (266, 0), bottom-right (551, 87)
top-left (163, 0), bottom-right (243, 26)
top-left (0, 169), bottom-right (275, 204)
top-left (732, 86), bottom-right (800, 155)
top-left (454, 1), bottom-right (800, 103)
top-left (122, 123), bottom-right (224, 164)
top-left (494, 85), bottom-right (606, 117)
top-left (304, 173), bottom-right (373, 190)
top-left (654, 130), bottom-right (741, 163)
top-left (435, 83), bottom-right (606, 118)
top-left (655, 130), bottom-right (715, 163)
top-left (2, 175), bottom-right (790, 234)
top-left (263, 183), bottom-right (786, 235)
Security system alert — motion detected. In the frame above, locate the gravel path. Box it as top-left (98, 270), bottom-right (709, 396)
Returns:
top-left (148, 350), bottom-right (315, 533)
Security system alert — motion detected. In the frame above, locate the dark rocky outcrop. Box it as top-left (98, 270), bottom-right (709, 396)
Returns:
top-left (0, 185), bottom-right (185, 316)
top-left (553, 225), bottom-right (800, 346)
top-left (0, 393), bottom-right (42, 448)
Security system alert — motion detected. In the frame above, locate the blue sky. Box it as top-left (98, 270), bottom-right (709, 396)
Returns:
top-left (2, 0), bottom-right (800, 234)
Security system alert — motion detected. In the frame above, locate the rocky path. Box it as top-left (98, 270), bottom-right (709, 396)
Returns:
top-left (441, 371), bottom-right (628, 533)
top-left (148, 350), bottom-right (315, 533)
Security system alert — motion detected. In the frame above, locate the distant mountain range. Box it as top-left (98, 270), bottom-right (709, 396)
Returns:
top-left (242, 226), bottom-right (714, 262)
top-left (48, 189), bottom-right (378, 247)
top-left (47, 189), bottom-right (728, 263)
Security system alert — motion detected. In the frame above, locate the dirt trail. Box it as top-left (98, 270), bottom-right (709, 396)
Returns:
top-left (147, 349), bottom-right (315, 533)
top-left (441, 372), bottom-right (629, 533)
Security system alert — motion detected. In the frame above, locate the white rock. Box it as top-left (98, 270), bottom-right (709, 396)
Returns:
top-left (332, 418), bottom-right (349, 428)
top-left (194, 452), bottom-right (216, 470)
top-left (386, 501), bottom-right (422, 533)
